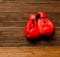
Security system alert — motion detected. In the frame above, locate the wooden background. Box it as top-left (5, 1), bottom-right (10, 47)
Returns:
top-left (0, 0), bottom-right (60, 57)
top-left (0, 0), bottom-right (60, 46)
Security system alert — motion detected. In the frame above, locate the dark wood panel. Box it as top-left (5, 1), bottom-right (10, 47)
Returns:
top-left (0, 27), bottom-right (59, 46)
top-left (0, 0), bottom-right (59, 12)
top-left (0, 0), bottom-right (60, 3)
top-left (26, 0), bottom-right (60, 4)
top-left (0, 0), bottom-right (59, 47)
top-left (0, 12), bottom-right (60, 27)
top-left (0, 21), bottom-right (26, 27)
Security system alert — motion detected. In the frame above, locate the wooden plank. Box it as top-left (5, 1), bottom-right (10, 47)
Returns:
top-left (26, 0), bottom-right (60, 3)
top-left (0, 27), bottom-right (59, 46)
top-left (0, 0), bottom-right (60, 3)
top-left (0, 1), bottom-right (59, 12)
top-left (0, 47), bottom-right (59, 57)
top-left (0, 21), bottom-right (26, 27)
top-left (0, 12), bottom-right (59, 27)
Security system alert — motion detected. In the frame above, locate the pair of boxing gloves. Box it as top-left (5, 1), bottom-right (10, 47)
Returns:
top-left (24, 12), bottom-right (54, 38)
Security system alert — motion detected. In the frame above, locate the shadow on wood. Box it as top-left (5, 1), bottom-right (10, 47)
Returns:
top-left (27, 30), bottom-right (55, 44)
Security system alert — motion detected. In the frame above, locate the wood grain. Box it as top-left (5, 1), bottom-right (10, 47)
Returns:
top-left (0, 47), bottom-right (59, 57)
top-left (0, 0), bottom-right (59, 46)
top-left (0, 0), bottom-right (59, 12)
top-left (0, 12), bottom-right (60, 27)
top-left (0, 27), bottom-right (59, 46)
top-left (0, 0), bottom-right (60, 57)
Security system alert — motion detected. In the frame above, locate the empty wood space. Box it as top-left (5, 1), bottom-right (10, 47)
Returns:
top-left (0, 46), bottom-right (59, 57)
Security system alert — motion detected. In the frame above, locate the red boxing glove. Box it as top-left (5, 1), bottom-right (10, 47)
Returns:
top-left (38, 18), bottom-right (54, 36)
top-left (28, 14), bottom-right (36, 20)
top-left (24, 12), bottom-right (54, 38)
top-left (36, 12), bottom-right (47, 19)
top-left (36, 12), bottom-right (54, 36)
top-left (24, 14), bottom-right (40, 38)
